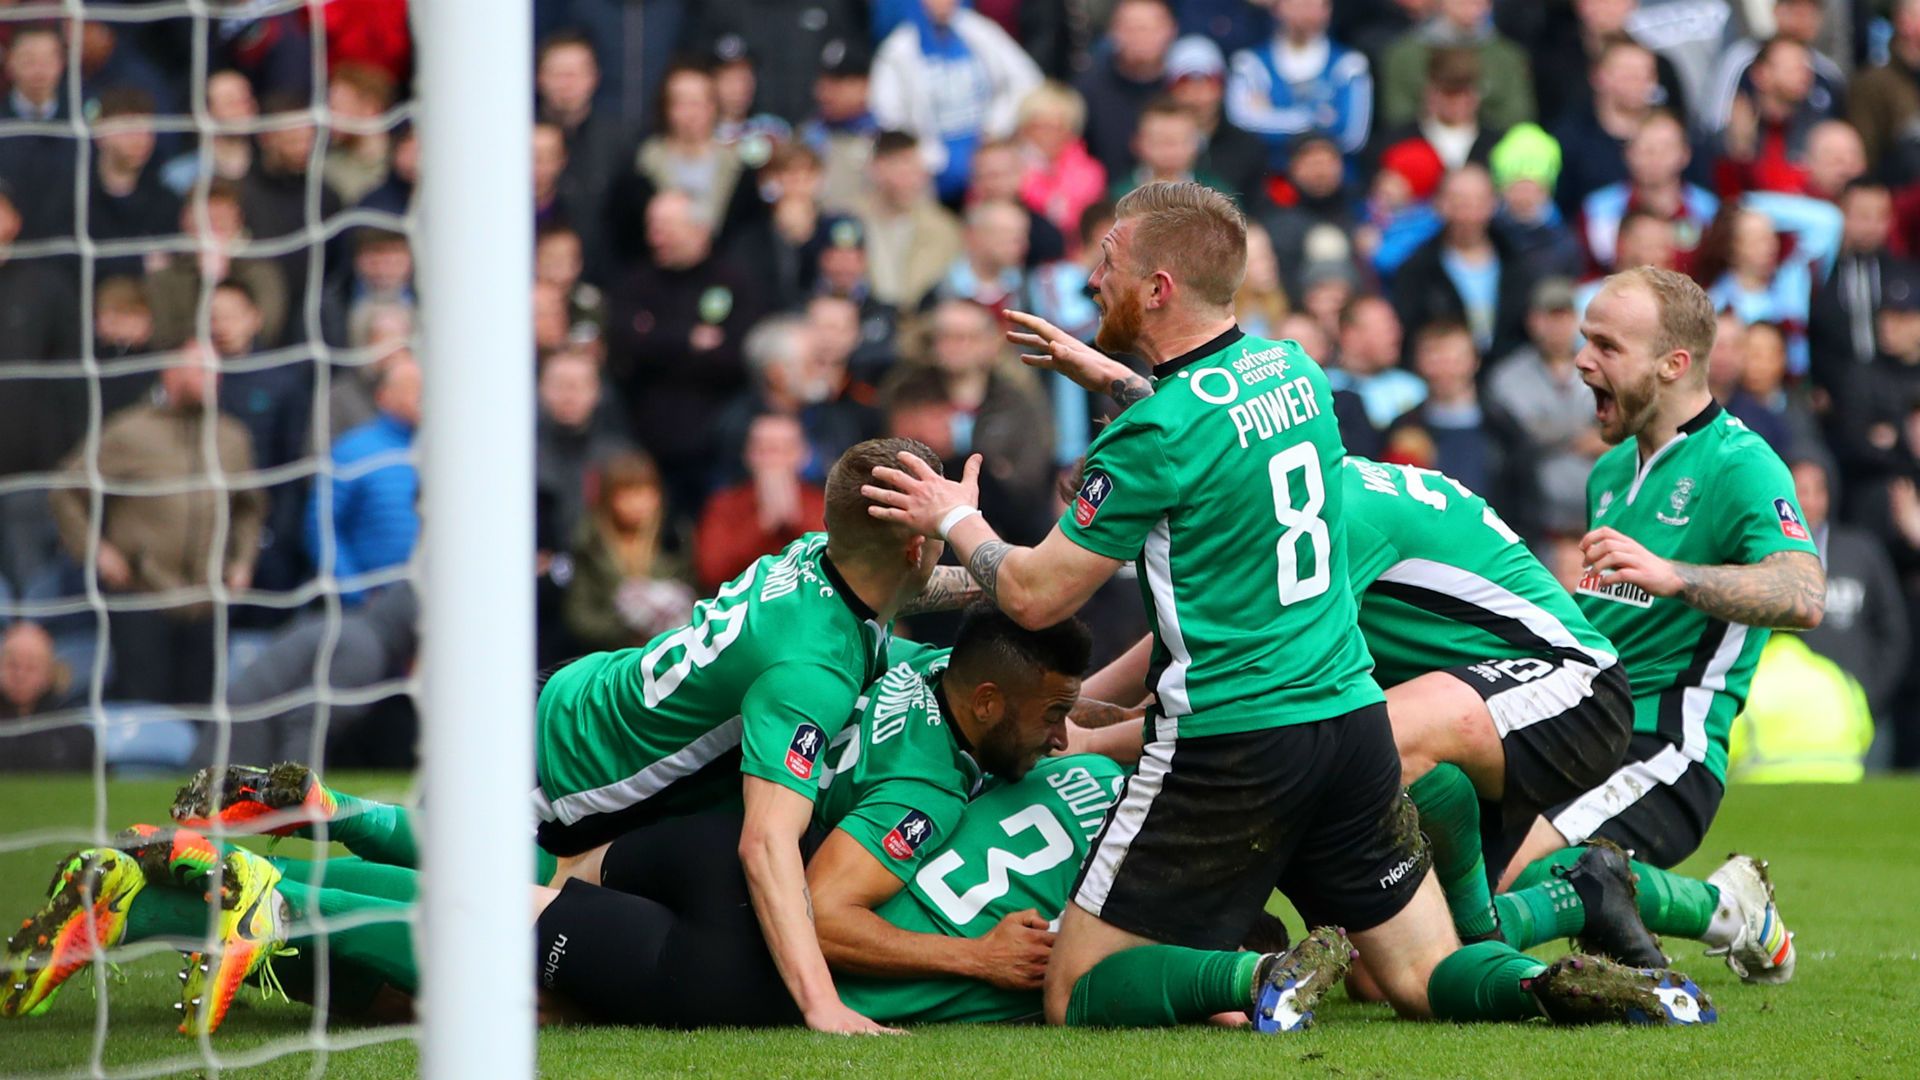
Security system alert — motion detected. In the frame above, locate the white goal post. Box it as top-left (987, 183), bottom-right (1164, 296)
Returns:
top-left (414, 1), bottom-right (535, 1078)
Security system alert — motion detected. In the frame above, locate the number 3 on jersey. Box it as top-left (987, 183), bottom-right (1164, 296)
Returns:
top-left (1269, 442), bottom-right (1330, 605)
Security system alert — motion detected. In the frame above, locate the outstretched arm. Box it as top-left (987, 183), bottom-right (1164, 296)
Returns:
top-left (1005, 310), bottom-right (1154, 410)
top-left (865, 453), bottom-right (1124, 629)
top-left (1579, 528), bottom-right (1825, 629)
top-left (898, 565), bottom-right (985, 616)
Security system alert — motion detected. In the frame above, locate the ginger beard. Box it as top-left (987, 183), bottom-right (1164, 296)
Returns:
top-left (1094, 273), bottom-right (1147, 355)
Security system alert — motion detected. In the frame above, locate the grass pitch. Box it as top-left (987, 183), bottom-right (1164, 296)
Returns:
top-left (4, 772), bottom-right (1919, 1078)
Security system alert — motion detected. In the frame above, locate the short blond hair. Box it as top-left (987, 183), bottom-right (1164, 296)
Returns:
top-left (1113, 181), bottom-right (1247, 308)
top-left (1017, 80), bottom-right (1087, 135)
top-left (1607, 265), bottom-right (1716, 373)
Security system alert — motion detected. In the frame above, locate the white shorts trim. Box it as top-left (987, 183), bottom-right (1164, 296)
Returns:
top-left (1484, 659), bottom-right (1603, 738)
top-left (1548, 743), bottom-right (1692, 845)
top-left (1074, 731), bottom-right (1176, 916)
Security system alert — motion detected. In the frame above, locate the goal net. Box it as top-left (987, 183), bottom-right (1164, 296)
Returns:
top-left (0, 1), bottom-right (532, 1076)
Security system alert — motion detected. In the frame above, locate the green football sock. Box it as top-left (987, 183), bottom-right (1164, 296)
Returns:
top-left (299, 793), bottom-right (418, 869)
top-left (123, 887), bottom-right (220, 943)
top-left (1492, 876), bottom-right (1583, 951)
top-left (277, 878), bottom-right (419, 996)
top-left (274, 856), bottom-right (419, 904)
top-left (1628, 860), bottom-right (1718, 941)
top-left (1507, 847), bottom-right (1580, 891)
top-left (1407, 765), bottom-right (1496, 939)
top-left (1426, 940), bottom-right (1549, 1022)
top-left (1064, 946), bottom-right (1260, 1027)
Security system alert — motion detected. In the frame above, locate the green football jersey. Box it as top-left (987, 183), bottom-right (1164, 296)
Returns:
top-left (1059, 328), bottom-right (1380, 737)
top-left (1343, 457), bottom-right (1618, 687)
top-left (837, 754), bottom-right (1128, 1024)
top-left (1576, 404), bottom-right (1818, 781)
top-left (533, 533), bottom-right (891, 829)
top-left (814, 647), bottom-right (984, 882)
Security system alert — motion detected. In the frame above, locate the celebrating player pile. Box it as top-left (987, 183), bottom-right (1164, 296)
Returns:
top-left (5, 184), bottom-right (1812, 1041)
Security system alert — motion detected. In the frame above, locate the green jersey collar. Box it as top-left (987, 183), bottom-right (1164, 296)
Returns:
top-left (1678, 399), bottom-right (1722, 436)
top-left (819, 552), bottom-right (879, 623)
top-left (1152, 324), bottom-right (1244, 380)
top-left (1629, 400), bottom-right (1722, 503)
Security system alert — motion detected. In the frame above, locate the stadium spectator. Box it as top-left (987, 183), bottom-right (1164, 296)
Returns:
top-left (75, 19), bottom-right (180, 118)
top-left (1225, 0), bottom-right (1373, 163)
top-left (736, 142), bottom-right (830, 310)
top-left (682, 1), bottom-right (869, 127)
top-left (1259, 131), bottom-right (1361, 300)
top-left (607, 188), bottom-right (765, 518)
top-left (307, 357), bottom-right (421, 605)
top-left (1551, 37), bottom-right (1662, 218)
top-left (87, 88), bottom-right (179, 282)
top-left (537, 30), bottom-right (628, 260)
top-left (1489, 123), bottom-right (1583, 283)
top-left (937, 199), bottom-right (1033, 311)
top-left (1580, 110), bottom-right (1718, 275)
top-left (1014, 82), bottom-right (1105, 246)
top-left (799, 40), bottom-right (879, 215)
top-left (1726, 320), bottom-right (1818, 453)
top-left (221, 580), bottom-right (420, 767)
top-left (693, 413), bottom-right (826, 592)
top-left (358, 119), bottom-right (418, 220)
top-left (1025, 202), bottom-right (1113, 470)
top-left (1696, 193), bottom-right (1842, 377)
top-left (809, 227), bottom-right (900, 383)
top-left (148, 180), bottom-right (290, 351)
top-left (161, 69), bottom-right (259, 194)
top-left (1394, 164), bottom-right (1529, 361)
top-left (1790, 452), bottom-right (1910, 762)
top-left (324, 63), bottom-right (397, 204)
top-left (1301, 258), bottom-right (1360, 346)
top-left (532, 120), bottom-right (587, 236)
top-left (0, 621), bottom-right (87, 771)
top-left (1572, 208), bottom-right (1680, 316)
top-left (1382, 320), bottom-right (1535, 534)
top-left (1379, 0), bottom-right (1534, 134)
top-left (1526, 0), bottom-right (1690, 127)
top-left (1164, 35), bottom-right (1268, 205)
top-left (1719, 37), bottom-right (1838, 195)
top-left (564, 451), bottom-right (694, 653)
top-left (535, 222), bottom-right (606, 351)
top-left (1109, 97), bottom-right (1217, 202)
top-left (90, 276), bottom-right (159, 418)
top-left (0, 26), bottom-right (77, 240)
top-left (1702, 0), bottom-right (1845, 137)
top-left (1072, 0), bottom-right (1177, 180)
top-left (713, 314), bottom-right (829, 483)
top-left (209, 277), bottom-right (316, 596)
top-left (1234, 222), bottom-right (1288, 338)
top-left (537, 346), bottom-right (634, 547)
top-left (1329, 294), bottom-right (1425, 429)
top-left (330, 304), bottom-right (412, 440)
top-left (0, 184), bottom-right (83, 593)
top-left (968, 139), bottom-right (1067, 265)
top-left (1849, 0), bottom-right (1920, 178)
top-left (324, 228), bottom-right (415, 349)
top-left (802, 294), bottom-right (888, 446)
top-left (1280, 309), bottom-right (1377, 456)
top-left (50, 348), bottom-right (265, 706)
top-left (1800, 119), bottom-right (1868, 203)
top-left (1486, 277), bottom-right (1607, 536)
top-left (634, 62), bottom-right (746, 235)
top-left (1373, 46), bottom-right (1501, 176)
top-left (1810, 179), bottom-right (1904, 392)
top-left (872, 0), bottom-right (1043, 203)
top-left (710, 36), bottom-right (793, 156)
top-left (857, 131), bottom-right (964, 312)
top-left (241, 91), bottom-right (346, 341)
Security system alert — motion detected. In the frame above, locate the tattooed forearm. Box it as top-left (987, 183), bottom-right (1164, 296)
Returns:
top-left (899, 565), bottom-right (985, 615)
top-left (1673, 550), bottom-right (1826, 629)
top-left (1109, 375), bottom-right (1155, 410)
top-left (1069, 697), bottom-right (1145, 729)
top-left (966, 539), bottom-right (1014, 604)
top-left (803, 885), bottom-right (814, 923)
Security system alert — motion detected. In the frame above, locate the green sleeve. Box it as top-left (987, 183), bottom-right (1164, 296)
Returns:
top-left (1711, 453), bottom-right (1821, 566)
top-left (1057, 417), bottom-right (1178, 561)
top-left (738, 662), bottom-right (860, 800)
top-left (835, 780), bottom-right (969, 884)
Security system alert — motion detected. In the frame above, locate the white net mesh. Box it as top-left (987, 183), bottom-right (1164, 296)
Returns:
top-left (1, 2), bottom-right (426, 1074)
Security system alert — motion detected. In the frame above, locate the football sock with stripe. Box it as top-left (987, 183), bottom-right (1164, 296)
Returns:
top-left (1406, 765), bottom-right (1497, 939)
top-left (274, 855), bottom-right (419, 904)
top-left (297, 794), bottom-right (418, 869)
top-left (1426, 940), bottom-right (1549, 1022)
top-left (1499, 847), bottom-right (1722, 946)
top-left (1064, 946), bottom-right (1260, 1027)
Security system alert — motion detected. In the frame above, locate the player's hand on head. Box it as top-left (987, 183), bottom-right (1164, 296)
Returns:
top-left (973, 908), bottom-right (1056, 991)
top-left (862, 452), bottom-right (981, 537)
top-left (804, 1001), bottom-right (906, 1035)
top-left (1578, 526), bottom-right (1684, 597)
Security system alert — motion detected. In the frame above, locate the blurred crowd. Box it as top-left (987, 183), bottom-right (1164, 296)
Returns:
top-left (0, 0), bottom-right (1914, 779)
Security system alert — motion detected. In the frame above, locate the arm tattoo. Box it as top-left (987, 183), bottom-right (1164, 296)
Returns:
top-left (966, 540), bottom-right (1014, 604)
top-left (1069, 697), bottom-right (1143, 729)
top-left (803, 885), bottom-right (814, 923)
top-left (899, 565), bottom-right (985, 615)
top-left (1673, 550), bottom-right (1826, 629)
top-left (1109, 375), bottom-right (1155, 411)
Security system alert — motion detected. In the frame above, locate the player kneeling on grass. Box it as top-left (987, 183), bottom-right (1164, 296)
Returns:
top-left (1489, 266), bottom-right (1818, 985)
